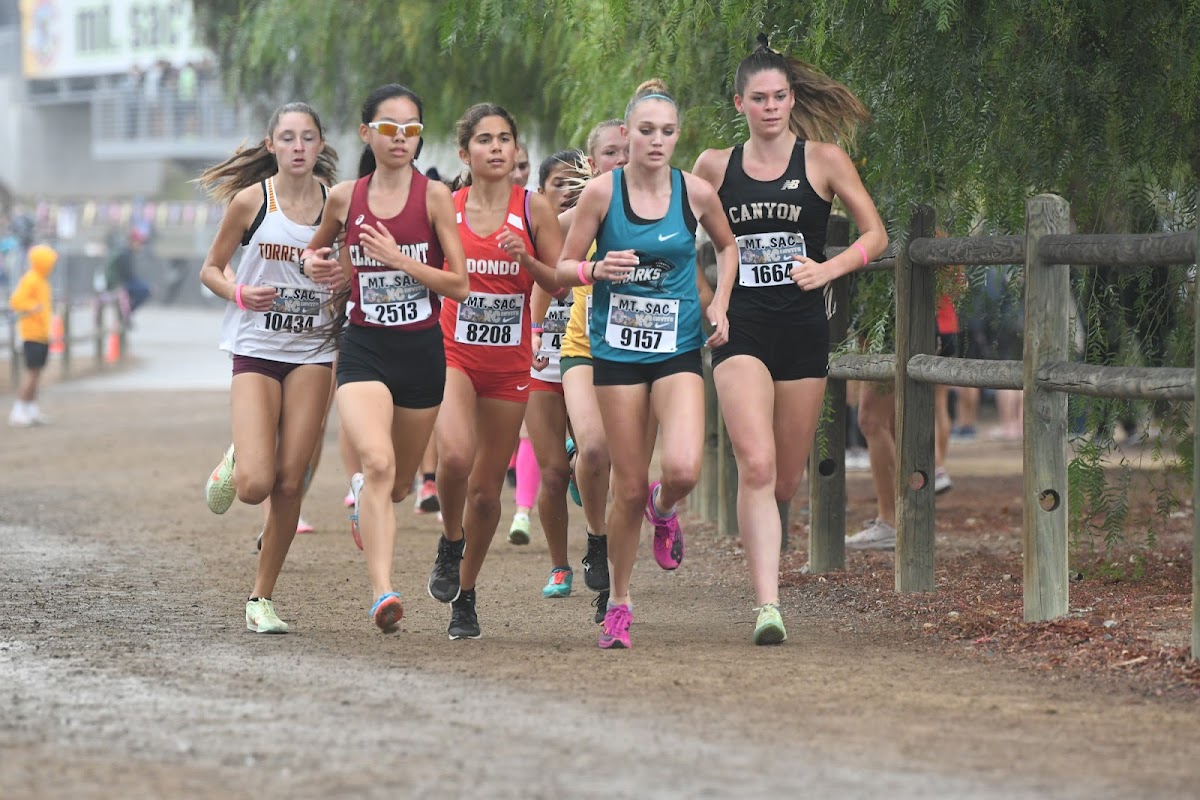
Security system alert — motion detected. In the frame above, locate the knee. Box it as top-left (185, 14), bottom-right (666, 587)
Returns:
top-left (438, 451), bottom-right (472, 483)
top-left (576, 441), bottom-right (609, 476)
top-left (736, 450), bottom-right (775, 491)
top-left (858, 405), bottom-right (890, 439)
top-left (391, 485), bottom-right (411, 504)
top-left (272, 469), bottom-right (305, 501)
top-left (610, 479), bottom-right (646, 515)
top-left (775, 473), bottom-right (804, 505)
top-left (661, 454), bottom-right (701, 496)
top-left (466, 484), bottom-right (500, 519)
top-left (236, 472), bottom-right (273, 505)
top-left (539, 465), bottom-right (570, 499)
top-left (360, 449), bottom-right (396, 485)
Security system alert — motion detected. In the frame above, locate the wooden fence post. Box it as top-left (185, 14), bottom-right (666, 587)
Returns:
top-left (895, 206), bottom-right (937, 592)
top-left (809, 215), bottom-right (851, 571)
top-left (700, 350), bottom-right (719, 523)
top-left (1191, 212), bottom-right (1199, 658)
top-left (1022, 194), bottom-right (1071, 621)
top-left (717, 409), bottom-right (738, 537)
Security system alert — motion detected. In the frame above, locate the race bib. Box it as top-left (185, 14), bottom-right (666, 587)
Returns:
top-left (604, 293), bottom-right (678, 354)
top-left (256, 284), bottom-right (327, 333)
top-left (540, 301), bottom-right (571, 357)
top-left (584, 293), bottom-right (593, 338)
top-left (455, 292), bottom-right (524, 346)
top-left (358, 269), bottom-right (432, 326)
top-left (737, 231), bottom-right (806, 287)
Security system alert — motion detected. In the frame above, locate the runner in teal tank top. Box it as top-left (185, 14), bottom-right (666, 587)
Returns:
top-left (590, 166), bottom-right (703, 362)
top-left (556, 78), bottom-right (740, 651)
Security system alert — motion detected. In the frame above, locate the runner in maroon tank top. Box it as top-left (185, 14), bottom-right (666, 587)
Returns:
top-left (303, 84), bottom-right (469, 633)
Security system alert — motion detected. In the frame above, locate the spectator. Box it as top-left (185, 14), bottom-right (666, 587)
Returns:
top-left (105, 228), bottom-right (151, 317)
top-left (8, 244), bottom-right (57, 427)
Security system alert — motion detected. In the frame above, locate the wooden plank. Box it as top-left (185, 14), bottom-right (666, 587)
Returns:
top-left (809, 215), bottom-right (850, 571)
top-left (1022, 194), bottom-right (1072, 622)
top-left (895, 206), bottom-right (937, 593)
top-left (907, 355), bottom-right (1024, 390)
top-left (828, 354), bottom-right (896, 382)
top-left (1036, 362), bottom-right (1195, 400)
top-left (908, 235), bottom-right (1024, 267)
top-left (1039, 231), bottom-right (1194, 267)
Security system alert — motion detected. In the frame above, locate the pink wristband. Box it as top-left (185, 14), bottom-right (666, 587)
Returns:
top-left (577, 261), bottom-right (593, 286)
top-left (852, 242), bottom-right (869, 266)
top-left (235, 283), bottom-right (248, 310)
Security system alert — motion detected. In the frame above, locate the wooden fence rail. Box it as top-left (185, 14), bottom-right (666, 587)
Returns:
top-left (696, 192), bottom-right (1200, 658)
top-left (6, 294), bottom-right (128, 387)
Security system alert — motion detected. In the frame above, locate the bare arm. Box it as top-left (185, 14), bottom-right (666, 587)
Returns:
top-left (793, 142), bottom-right (888, 290)
top-left (685, 171), bottom-right (735, 347)
top-left (301, 180), bottom-right (352, 287)
top-left (556, 174), bottom-right (638, 286)
top-left (198, 185), bottom-right (277, 311)
top-left (419, 180), bottom-right (471, 301)
top-left (501, 191), bottom-right (562, 294)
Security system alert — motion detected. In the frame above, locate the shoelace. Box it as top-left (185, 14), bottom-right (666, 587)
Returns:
top-left (604, 605), bottom-right (632, 634)
top-left (550, 569), bottom-right (571, 585)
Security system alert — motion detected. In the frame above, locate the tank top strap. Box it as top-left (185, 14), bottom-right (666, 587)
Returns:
top-left (265, 177), bottom-right (280, 214)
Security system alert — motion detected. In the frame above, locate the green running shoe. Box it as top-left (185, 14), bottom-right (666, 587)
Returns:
top-left (542, 566), bottom-right (573, 598)
top-left (753, 603), bottom-right (787, 645)
top-left (246, 598), bottom-right (289, 634)
top-left (508, 512), bottom-right (531, 545)
top-left (205, 443), bottom-right (236, 515)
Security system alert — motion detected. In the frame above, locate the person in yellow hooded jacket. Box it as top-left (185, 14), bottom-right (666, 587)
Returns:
top-left (8, 244), bottom-right (57, 427)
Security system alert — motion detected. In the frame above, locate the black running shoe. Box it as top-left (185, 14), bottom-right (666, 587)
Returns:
top-left (581, 532), bottom-right (610, 592)
top-left (428, 534), bottom-right (464, 603)
top-left (449, 589), bottom-right (481, 640)
top-left (592, 589), bottom-right (610, 625)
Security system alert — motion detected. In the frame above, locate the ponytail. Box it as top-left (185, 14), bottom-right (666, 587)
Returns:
top-left (735, 34), bottom-right (870, 146)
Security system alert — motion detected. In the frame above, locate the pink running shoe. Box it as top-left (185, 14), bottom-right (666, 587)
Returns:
top-left (644, 481), bottom-right (684, 570)
top-left (296, 516), bottom-right (315, 534)
top-left (598, 603), bottom-right (632, 649)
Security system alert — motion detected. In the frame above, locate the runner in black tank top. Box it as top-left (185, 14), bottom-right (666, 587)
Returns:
top-left (719, 139), bottom-right (831, 322)
top-left (302, 84), bottom-right (469, 634)
top-left (693, 36), bottom-right (887, 646)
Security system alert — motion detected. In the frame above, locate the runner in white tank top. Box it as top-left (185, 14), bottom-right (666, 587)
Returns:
top-left (219, 175), bottom-right (331, 362)
top-left (198, 102), bottom-right (339, 635)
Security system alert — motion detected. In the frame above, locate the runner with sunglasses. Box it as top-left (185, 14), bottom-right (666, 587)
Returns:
top-left (558, 80), bottom-right (737, 649)
top-left (426, 103), bottom-right (564, 640)
top-left (198, 102), bottom-right (338, 634)
top-left (693, 35), bottom-right (886, 644)
top-left (303, 84), bottom-right (469, 633)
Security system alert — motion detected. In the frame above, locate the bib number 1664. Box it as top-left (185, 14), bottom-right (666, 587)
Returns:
top-left (750, 263), bottom-right (792, 285)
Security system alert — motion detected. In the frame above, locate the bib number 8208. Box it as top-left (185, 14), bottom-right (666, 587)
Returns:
top-left (619, 328), bottom-right (662, 350)
top-left (465, 324), bottom-right (512, 344)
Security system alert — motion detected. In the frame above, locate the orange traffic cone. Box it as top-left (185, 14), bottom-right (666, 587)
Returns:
top-left (105, 330), bottom-right (121, 363)
top-left (49, 314), bottom-right (64, 354)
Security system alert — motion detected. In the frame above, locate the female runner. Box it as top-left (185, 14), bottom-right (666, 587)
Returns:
top-left (199, 101), bottom-right (338, 633)
top-left (426, 103), bottom-right (563, 639)
top-left (558, 80), bottom-right (737, 649)
top-left (304, 83), bottom-right (469, 632)
top-left (693, 35), bottom-right (886, 644)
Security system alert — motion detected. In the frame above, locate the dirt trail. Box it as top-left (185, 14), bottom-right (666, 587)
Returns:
top-left (2, 387), bottom-right (1197, 798)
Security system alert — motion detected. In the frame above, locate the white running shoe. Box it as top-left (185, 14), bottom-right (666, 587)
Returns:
top-left (8, 408), bottom-right (32, 428)
top-left (349, 473), bottom-right (365, 550)
top-left (845, 518), bottom-right (896, 550)
top-left (934, 467), bottom-right (953, 495)
top-left (245, 598), bottom-right (289, 633)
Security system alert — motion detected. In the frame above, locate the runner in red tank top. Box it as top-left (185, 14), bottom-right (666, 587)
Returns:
top-left (303, 84), bottom-right (469, 634)
top-left (426, 103), bottom-right (563, 640)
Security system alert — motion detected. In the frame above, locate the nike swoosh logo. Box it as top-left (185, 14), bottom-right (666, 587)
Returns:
top-left (516, 383), bottom-right (530, 391)
top-left (657, 233), bottom-right (678, 242)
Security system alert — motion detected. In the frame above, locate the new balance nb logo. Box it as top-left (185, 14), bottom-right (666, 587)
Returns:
top-left (781, 180), bottom-right (801, 190)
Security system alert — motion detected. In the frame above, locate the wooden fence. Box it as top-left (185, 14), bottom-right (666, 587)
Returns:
top-left (695, 193), bottom-right (1200, 659)
top-left (6, 292), bottom-right (128, 387)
